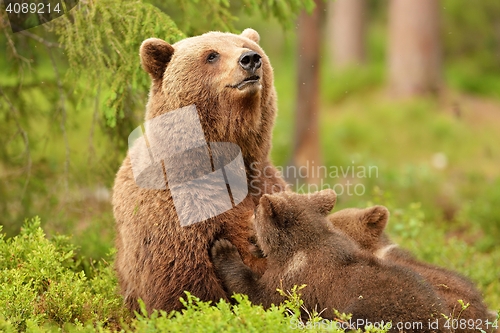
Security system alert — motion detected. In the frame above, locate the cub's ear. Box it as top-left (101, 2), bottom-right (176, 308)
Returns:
top-left (259, 194), bottom-right (276, 219)
top-left (241, 28), bottom-right (260, 44)
top-left (259, 194), bottom-right (287, 220)
top-left (140, 38), bottom-right (174, 80)
top-left (310, 189), bottom-right (337, 215)
top-left (363, 205), bottom-right (390, 236)
top-left (260, 194), bottom-right (296, 228)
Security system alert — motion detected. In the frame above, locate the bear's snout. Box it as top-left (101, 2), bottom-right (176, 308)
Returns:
top-left (239, 51), bottom-right (262, 73)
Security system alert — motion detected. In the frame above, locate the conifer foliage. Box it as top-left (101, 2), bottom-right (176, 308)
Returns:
top-left (0, 0), bottom-right (313, 231)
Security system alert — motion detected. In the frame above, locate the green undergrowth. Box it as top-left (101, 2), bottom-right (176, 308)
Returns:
top-left (1, 217), bottom-right (499, 333)
top-left (0, 218), bottom-right (392, 333)
top-left (0, 218), bottom-right (126, 332)
top-left (274, 91), bottom-right (500, 248)
top-left (365, 193), bottom-right (500, 309)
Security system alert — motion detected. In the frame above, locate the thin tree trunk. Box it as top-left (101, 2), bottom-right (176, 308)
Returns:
top-left (388, 0), bottom-right (442, 96)
top-left (292, 0), bottom-right (324, 186)
top-left (327, 0), bottom-right (366, 69)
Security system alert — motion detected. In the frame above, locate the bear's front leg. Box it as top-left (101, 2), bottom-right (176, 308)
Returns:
top-left (211, 239), bottom-right (263, 299)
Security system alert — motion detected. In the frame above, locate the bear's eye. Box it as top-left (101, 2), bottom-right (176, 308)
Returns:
top-left (206, 52), bottom-right (219, 63)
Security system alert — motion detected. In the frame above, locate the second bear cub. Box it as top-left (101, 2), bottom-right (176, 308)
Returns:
top-left (211, 190), bottom-right (448, 332)
top-left (328, 206), bottom-right (493, 328)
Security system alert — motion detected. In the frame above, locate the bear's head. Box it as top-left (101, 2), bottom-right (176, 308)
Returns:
top-left (328, 206), bottom-right (390, 251)
top-left (139, 29), bottom-right (276, 163)
top-left (254, 189), bottom-right (337, 258)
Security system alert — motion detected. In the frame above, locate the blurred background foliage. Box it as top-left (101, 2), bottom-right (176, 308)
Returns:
top-left (0, 0), bottom-right (499, 311)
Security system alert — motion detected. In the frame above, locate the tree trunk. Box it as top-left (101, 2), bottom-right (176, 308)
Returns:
top-left (327, 0), bottom-right (366, 69)
top-left (388, 0), bottom-right (442, 97)
top-left (291, 0), bottom-right (324, 186)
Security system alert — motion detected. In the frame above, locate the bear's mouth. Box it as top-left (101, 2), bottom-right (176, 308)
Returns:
top-left (229, 75), bottom-right (261, 90)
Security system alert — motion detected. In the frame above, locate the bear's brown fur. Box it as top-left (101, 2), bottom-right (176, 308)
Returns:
top-left (327, 205), bottom-right (391, 252)
top-left (112, 29), bottom-right (287, 313)
top-left (328, 206), bottom-right (494, 329)
top-left (211, 190), bottom-right (449, 332)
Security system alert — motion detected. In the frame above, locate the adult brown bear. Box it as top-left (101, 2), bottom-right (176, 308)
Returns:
top-left (112, 29), bottom-right (286, 313)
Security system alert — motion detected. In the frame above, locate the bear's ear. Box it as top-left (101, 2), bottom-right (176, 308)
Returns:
top-left (310, 189), bottom-right (337, 215)
top-left (260, 194), bottom-right (297, 228)
top-left (363, 205), bottom-right (390, 236)
top-left (259, 194), bottom-right (287, 220)
top-left (241, 28), bottom-right (260, 44)
top-left (140, 38), bottom-right (174, 80)
top-left (259, 194), bottom-right (277, 219)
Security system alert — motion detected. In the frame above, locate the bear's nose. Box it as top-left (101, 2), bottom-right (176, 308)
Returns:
top-left (239, 51), bottom-right (262, 73)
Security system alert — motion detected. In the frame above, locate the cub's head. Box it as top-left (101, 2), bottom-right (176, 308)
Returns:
top-left (328, 206), bottom-right (390, 251)
top-left (255, 189), bottom-right (337, 257)
top-left (139, 29), bottom-right (276, 151)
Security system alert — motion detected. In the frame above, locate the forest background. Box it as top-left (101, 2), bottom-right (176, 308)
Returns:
top-left (1, 0), bottom-right (499, 331)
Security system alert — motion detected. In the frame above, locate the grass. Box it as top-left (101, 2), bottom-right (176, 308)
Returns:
top-left (1, 219), bottom-right (393, 333)
top-left (2, 14), bottom-right (500, 333)
top-left (1, 217), bottom-right (498, 332)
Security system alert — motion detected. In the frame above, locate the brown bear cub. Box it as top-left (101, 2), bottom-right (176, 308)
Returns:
top-left (328, 206), bottom-right (494, 330)
top-left (211, 190), bottom-right (449, 332)
top-left (113, 29), bottom-right (287, 313)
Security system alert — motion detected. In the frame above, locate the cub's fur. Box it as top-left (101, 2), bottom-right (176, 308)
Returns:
top-left (329, 206), bottom-right (493, 329)
top-left (212, 190), bottom-right (449, 332)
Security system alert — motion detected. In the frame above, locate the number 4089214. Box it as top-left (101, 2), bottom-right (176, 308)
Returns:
top-left (5, 2), bottom-right (61, 14)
